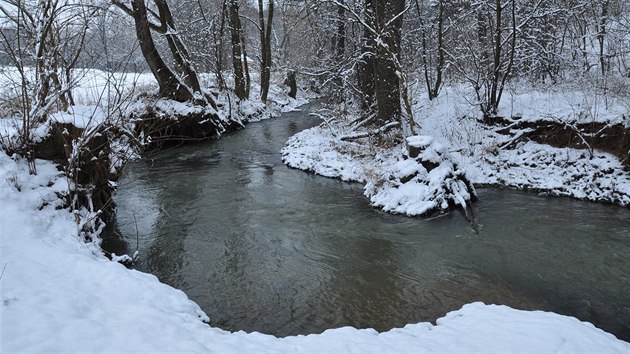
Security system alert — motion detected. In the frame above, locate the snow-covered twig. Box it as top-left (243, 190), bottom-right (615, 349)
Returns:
top-left (499, 128), bottom-right (532, 150)
top-left (309, 112), bottom-right (338, 137)
top-left (0, 262), bottom-right (7, 281)
top-left (340, 121), bottom-right (400, 141)
top-left (550, 117), bottom-right (594, 158)
top-left (349, 113), bottom-right (377, 131)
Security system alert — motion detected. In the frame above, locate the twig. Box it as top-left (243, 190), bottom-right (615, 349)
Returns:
top-left (0, 262), bottom-right (7, 281)
top-left (340, 121), bottom-right (400, 141)
top-left (309, 112), bottom-right (337, 137)
top-left (499, 128), bottom-right (532, 150)
top-left (132, 211), bottom-right (140, 259)
top-left (550, 117), bottom-right (594, 158)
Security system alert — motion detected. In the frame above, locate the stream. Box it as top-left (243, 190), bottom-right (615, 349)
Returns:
top-left (103, 102), bottom-right (630, 340)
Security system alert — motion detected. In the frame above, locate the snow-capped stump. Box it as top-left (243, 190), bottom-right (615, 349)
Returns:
top-left (365, 136), bottom-right (476, 217)
top-left (406, 135), bottom-right (433, 158)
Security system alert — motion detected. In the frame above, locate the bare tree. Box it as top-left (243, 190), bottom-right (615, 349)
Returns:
top-left (415, 0), bottom-right (445, 100)
top-left (113, 0), bottom-right (215, 107)
top-left (340, 0), bottom-right (415, 137)
top-left (595, 0), bottom-right (610, 76)
top-left (356, 0), bottom-right (376, 111)
top-left (0, 0), bottom-right (97, 171)
top-left (257, 0), bottom-right (273, 103)
top-left (228, 0), bottom-right (250, 100)
top-left (447, 0), bottom-right (519, 117)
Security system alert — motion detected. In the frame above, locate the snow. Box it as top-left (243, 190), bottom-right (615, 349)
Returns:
top-left (282, 126), bottom-right (366, 182)
top-left (495, 83), bottom-right (629, 125)
top-left (1, 152), bottom-right (628, 352)
top-left (406, 135), bottom-right (433, 148)
top-left (50, 104), bottom-right (108, 129)
top-left (364, 138), bottom-right (475, 216)
top-left (414, 86), bottom-right (630, 206)
top-left (1, 68), bottom-right (629, 351)
top-left (283, 127), bottom-right (476, 216)
top-left (283, 82), bottom-right (630, 210)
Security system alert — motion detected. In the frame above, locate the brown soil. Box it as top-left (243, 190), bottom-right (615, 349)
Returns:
top-left (30, 100), bottom-right (245, 216)
top-left (131, 106), bottom-right (242, 152)
top-left (489, 117), bottom-right (630, 167)
top-left (32, 122), bottom-right (118, 216)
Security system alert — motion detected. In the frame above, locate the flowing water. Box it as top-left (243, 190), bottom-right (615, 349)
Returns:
top-left (104, 103), bottom-right (630, 340)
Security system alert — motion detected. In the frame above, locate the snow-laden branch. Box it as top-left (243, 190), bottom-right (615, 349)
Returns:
top-left (340, 121), bottom-right (400, 141)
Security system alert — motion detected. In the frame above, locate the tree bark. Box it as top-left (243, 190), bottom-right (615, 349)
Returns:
top-left (229, 0), bottom-right (250, 100)
top-left (334, 2), bottom-right (345, 61)
top-left (597, 0), bottom-right (609, 76)
top-left (374, 0), bottom-right (403, 125)
top-left (153, 0), bottom-right (210, 104)
top-left (285, 70), bottom-right (297, 98)
top-left (258, 0), bottom-right (273, 103)
top-left (357, 0), bottom-right (376, 111)
top-left (130, 0), bottom-right (193, 101)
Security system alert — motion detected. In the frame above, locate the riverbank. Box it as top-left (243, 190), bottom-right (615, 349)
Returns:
top-left (282, 84), bottom-right (630, 213)
top-left (1, 151), bottom-right (628, 352)
top-left (1, 73), bottom-right (629, 351)
top-left (108, 108), bottom-right (629, 341)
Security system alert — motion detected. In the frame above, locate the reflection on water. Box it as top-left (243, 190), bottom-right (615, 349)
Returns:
top-left (104, 103), bottom-right (630, 340)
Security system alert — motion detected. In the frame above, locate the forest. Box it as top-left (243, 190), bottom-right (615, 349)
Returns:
top-left (0, 0), bottom-right (629, 352)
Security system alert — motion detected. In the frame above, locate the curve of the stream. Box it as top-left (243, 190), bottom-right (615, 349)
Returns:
top-left (104, 103), bottom-right (630, 340)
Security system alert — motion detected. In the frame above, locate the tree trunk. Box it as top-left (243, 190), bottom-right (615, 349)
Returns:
top-left (285, 70), bottom-right (297, 98)
top-left (258, 0), bottom-right (273, 103)
top-left (431, 0), bottom-right (444, 99)
top-left (357, 0), bottom-right (376, 111)
top-left (374, 0), bottom-right (403, 125)
top-left (597, 0), bottom-right (609, 76)
top-left (229, 0), bottom-right (249, 100)
top-left (417, 0), bottom-right (444, 100)
top-left (130, 0), bottom-right (192, 101)
top-left (334, 2), bottom-right (345, 61)
top-left (489, 0), bottom-right (503, 113)
top-left (154, 0), bottom-right (203, 95)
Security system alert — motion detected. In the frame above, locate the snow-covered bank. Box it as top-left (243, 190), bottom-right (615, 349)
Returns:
top-left (1, 70), bottom-right (628, 351)
top-left (1, 155), bottom-right (629, 352)
top-left (282, 84), bottom-right (630, 209)
top-left (416, 86), bottom-right (630, 206)
top-left (0, 68), bottom-right (312, 222)
top-left (282, 128), bottom-right (476, 216)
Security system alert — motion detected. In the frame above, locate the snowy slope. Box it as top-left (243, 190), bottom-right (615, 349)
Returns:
top-left (1, 153), bottom-right (629, 353)
top-left (414, 86), bottom-right (630, 206)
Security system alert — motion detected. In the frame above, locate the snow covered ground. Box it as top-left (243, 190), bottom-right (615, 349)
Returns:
top-left (415, 86), bottom-right (630, 206)
top-left (1, 153), bottom-right (629, 352)
top-left (1, 70), bottom-right (629, 351)
top-left (283, 84), bottom-right (630, 210)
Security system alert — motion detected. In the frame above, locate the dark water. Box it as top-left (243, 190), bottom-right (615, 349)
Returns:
top-left (104, 103), bottom-right (630, 340)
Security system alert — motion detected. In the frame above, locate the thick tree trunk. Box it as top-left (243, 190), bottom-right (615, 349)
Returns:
top-left (258, 0), bottom-right (273, 103)
top-left (374, 0), bottom-right (403, 125)
top-left (285, 70), bottom-right (297, 98)
top-left (154, 0), bottom-right (204, 95)
top-left (357, 0), bottom-right (376, 111)
top-left (213, 0), bottom-right (227, 90)
top-left (229, 0), bottom-right (249, 100)
top-left (130, 0), bottom-right (192, 101)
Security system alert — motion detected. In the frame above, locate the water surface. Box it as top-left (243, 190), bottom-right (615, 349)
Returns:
top-left (104, 104), bottom-right (630, 340)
